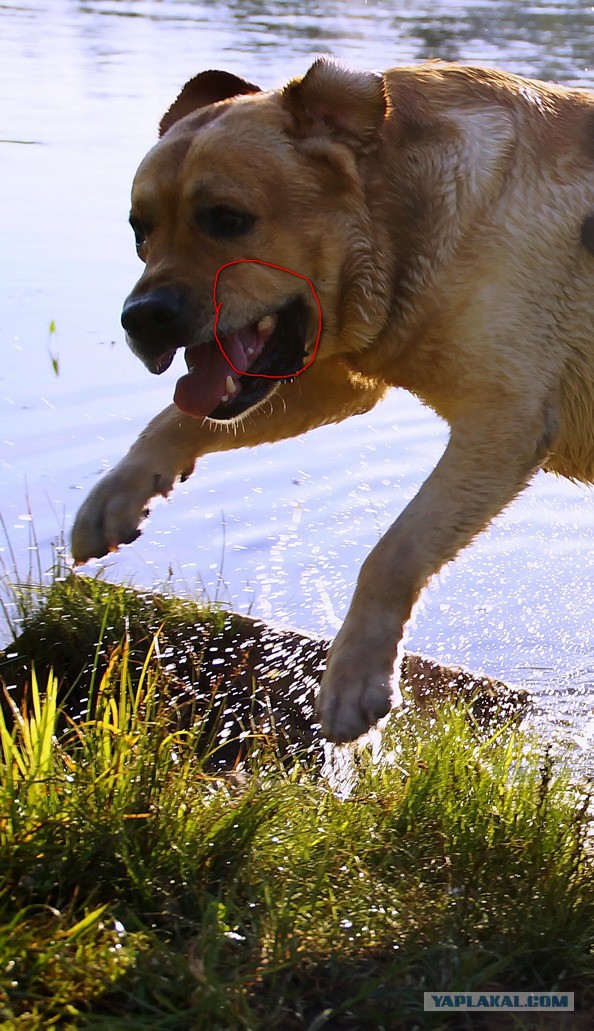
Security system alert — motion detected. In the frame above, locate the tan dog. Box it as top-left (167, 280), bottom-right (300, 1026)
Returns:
top-left (72, 59), bottom-right (594, 742)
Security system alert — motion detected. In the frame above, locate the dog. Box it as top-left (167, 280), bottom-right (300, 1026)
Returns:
top-left (71, 58), bottom-right (594, 743)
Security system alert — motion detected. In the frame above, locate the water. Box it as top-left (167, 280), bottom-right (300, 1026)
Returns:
top-left (2, 0), bottom-right (594, 766)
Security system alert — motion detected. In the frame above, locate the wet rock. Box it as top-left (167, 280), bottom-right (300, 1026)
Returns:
top-left (0, 579), bottom-right (529, 765)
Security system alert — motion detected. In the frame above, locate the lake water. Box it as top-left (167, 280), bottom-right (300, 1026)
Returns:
top-left (2, 0), bottom-right (594, 767)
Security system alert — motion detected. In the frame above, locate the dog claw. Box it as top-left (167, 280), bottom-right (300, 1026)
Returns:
top-left (317, 672), bottom-right (397, 742)
top-left (118, 528), bottom-right (142, 547)
top-left (71, 462), bottom-right (183, 563)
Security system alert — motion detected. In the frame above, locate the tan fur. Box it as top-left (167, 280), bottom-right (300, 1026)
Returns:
top-left (72, 59), bottom-right (594, 742)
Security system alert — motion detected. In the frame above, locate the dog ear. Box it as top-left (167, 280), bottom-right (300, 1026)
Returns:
top-left (159, 70), bottom-right (262, 137)
top-left (282, 59), bottom-right (387, 147)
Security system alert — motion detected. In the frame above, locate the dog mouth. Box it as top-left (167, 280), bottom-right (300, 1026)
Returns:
top-left (168, 296), bottom-right (309, 420)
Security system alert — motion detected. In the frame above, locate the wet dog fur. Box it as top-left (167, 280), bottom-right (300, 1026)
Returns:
top-left (72, 59), bottom-right (594, 742)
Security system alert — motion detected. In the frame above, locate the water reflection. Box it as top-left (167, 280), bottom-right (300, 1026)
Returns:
top-left (70, 0), bottom-right (594, 86)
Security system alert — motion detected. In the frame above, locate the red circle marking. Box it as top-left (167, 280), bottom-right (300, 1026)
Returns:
top-left (213, 258), bottom-right (322, 379)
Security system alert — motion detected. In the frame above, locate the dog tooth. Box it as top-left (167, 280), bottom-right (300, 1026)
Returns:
top-left (257, 315), bottom-right (274, 333)
top-left (221, 394), bottom-right (229, 403)
top-left (225, 375), bottom-right (238, 396)
top-left (246, 347), bottom-right (254, 357)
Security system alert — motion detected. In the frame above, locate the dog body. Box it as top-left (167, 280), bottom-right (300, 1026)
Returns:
top-left (72, 60), bottom-right (594, 741)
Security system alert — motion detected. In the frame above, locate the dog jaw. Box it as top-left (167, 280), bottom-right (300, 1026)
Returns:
top-left (174, 313), bottom-right (277, 418)
top-left (173, 296), bottom-right (310, 421)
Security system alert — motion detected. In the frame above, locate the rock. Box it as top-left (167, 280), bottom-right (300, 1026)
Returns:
top-left (0, 579), bottom-right (529, 765)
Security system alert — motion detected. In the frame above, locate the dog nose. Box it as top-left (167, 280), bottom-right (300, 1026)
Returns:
top-left (121, 287), bottom-right (181, 338)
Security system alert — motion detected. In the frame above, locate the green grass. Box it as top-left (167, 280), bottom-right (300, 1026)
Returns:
top-left (0, 581), bottom-right (593, 1028)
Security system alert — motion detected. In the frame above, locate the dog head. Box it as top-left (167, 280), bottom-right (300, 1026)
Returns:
top-left (122, 60), bottom-right (390, 420)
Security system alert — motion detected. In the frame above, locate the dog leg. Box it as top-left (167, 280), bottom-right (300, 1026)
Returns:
top-left (318, 396), bottom-right (559, 742)
top-left (71, 364), bottom-right (385, 562)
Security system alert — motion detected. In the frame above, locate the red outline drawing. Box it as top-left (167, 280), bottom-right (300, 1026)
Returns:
top-left (213, 259), bottom-right (322, 379)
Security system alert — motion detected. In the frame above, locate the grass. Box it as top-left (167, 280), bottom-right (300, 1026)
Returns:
top-left (0, 578), bottom-right (593, 1028)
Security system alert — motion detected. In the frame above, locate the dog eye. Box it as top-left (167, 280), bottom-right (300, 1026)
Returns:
top-left (129, 216), bottom-right (149, 253)
top-left (195, 205), bottom-right (256, 240)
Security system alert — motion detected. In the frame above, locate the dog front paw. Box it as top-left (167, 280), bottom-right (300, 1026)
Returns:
top-left (71, 464), bottom-right (178, 563)
top-left (317, 639), bottom-right (401, 743)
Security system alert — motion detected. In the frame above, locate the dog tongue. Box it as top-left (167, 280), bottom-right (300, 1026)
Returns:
top-left (174, 332), bottom-right (250, 418)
